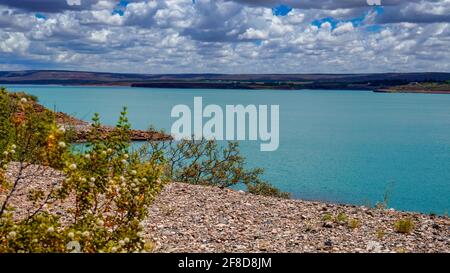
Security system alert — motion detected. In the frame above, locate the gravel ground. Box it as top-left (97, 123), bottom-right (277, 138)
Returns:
top-left (3, 164), bottom-right (449, 253)
top-left (145, 183), bottom-right (449, 253)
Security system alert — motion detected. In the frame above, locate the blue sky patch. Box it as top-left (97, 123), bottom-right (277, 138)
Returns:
top-left (312, 17), bottom-right (340, 29)
top-left (272, 5), bottom-right (292, 16)
top-left (312, 6), bottom-right (385, 31)
top-left (374, 6), bottom-right (385, 14)
top-left (118, 0), bottom-right (129, 7)
top-left (35, 13), bottom-right (47, 19)
top-left (112, 0), bottom-right (128, 16)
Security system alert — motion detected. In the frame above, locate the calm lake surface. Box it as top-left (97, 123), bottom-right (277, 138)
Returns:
top-left (5, 85), bottom-right (450, 214)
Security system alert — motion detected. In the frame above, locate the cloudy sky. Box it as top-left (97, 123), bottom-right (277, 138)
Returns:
top-left (0, 0), bottom-right (449, 73)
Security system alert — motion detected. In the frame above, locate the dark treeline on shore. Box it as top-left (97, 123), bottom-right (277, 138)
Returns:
top-left (1, 70), bottom-right (450, 92)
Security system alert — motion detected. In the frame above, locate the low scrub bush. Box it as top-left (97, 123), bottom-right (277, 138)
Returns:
top-left (1, 89), bottom-right (165, 252)
top-left (394, 218), bottom-right (415, 234)
top-left (148, 137), bottom-right (290, 198)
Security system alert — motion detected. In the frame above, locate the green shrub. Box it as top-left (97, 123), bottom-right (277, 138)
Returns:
top-left (8, 92), bottom-right (38, 102)
top-left (394, 218), bottom-right (415, 234)
top-left (148, 137), bottom-right (289, 198)
top-left (0, 98), bottom-right (165, 252)
top-left (0, 88), bottom-right (66, 168)
top-left (375, 182), bottom-right (394, 209)
top-left (0, 88), bottom-right (13, 152)
top-left (336, 212), bottom-right (347, 223)
top-left (348, 218), bottom-right (361, 229)
top-left (376, 229), bottom-right (385, 239)
top-left (246, 180), bottom-right (290, 199)
top-left (322, 213), bottom-right (333, 221)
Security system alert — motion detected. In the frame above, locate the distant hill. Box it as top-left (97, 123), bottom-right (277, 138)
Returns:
top-left (1, 70), bottom-right (449, 91)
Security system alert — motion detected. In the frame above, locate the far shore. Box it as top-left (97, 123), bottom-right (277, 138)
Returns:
top-left (375, 88), bottom-right (450, 94)
top-left (4, 82), bottom-right (450, 94)
top-left (2, 70), bottom-right (449, 94)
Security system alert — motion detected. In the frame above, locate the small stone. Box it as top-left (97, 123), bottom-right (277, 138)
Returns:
top-left (324, 239), bottom-right (333, 247)
top-left (366, 210), bottom-right (374, 217)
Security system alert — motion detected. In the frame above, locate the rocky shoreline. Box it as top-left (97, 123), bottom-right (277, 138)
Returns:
top-left (145, 183), bottom-right (449, 253)
top-left (3, 164), bottom-right (449, 253)
top-left (27, 98), bottom-right (172, 142)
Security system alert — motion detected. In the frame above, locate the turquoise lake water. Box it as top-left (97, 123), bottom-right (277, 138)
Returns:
top-left (5, 85), bottom-right (450, 214)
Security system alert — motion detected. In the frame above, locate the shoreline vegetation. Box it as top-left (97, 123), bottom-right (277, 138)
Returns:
top-left (375, 82), bottom-right (450, 94)
top-left (1, 88), bottom-right (449, 253)
top-left (10, 92), bottom-right (172, 142)
top-left (1, 70), bottom-right (450, 94)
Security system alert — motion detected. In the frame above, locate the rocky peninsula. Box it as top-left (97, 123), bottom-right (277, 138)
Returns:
top-left (23, 96), bottom-right (172, 142)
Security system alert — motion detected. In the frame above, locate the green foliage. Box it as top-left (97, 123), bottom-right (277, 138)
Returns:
top-left (8, 92), bottom-right (38, 102)
top-left (376, 229), bottom-right (385, 240)
top-left (0, 88), bottom-right (13, 152)
top-left (320, 212), bottom-right (359, 229)
top-left (375, 182), bottom-right (394, 210)
top-left (0, 94), bottom-right (165, 252)
top-left (322, 213), bottom-right (333, 221)
top-left (148, 137), bottom-right (289, 198)
top-left (394, 218), bottom-right (414, 234)
top-left (336, 212), bottom-right (347, 223)
top-left (321, 212), bottom-right (347, 223)
top-left (0, 89), bottom-right (67, 168)
top-left (246, 180), bottom-right (290, 199)
top-left (348, 218), bottom-right (361, 229)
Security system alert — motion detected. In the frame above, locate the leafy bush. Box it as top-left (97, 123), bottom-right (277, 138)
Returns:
top-left (8, 92), bottom-right (38, 102)
top-left (0, 88), bottom-right (69, 168)
top-left (336, 212), bottom-right (347, 223)
top-left (376, 229), bottom-right (385, 240)
top-left (394, 218), bottom-right (414, 234)
top-left (0, 90), bottom-right (165, 252)
top-left (375, 182), bottom-right (394, 210)
top-left (348, 218), bottom-right (361, 229)
top-left (0, 87), bottom-right (14, 152)
top-left (148, 137), bottom-right (289, 198)
top-left (246, 180), bottom-right (290, 199)
top-left (321, 213), bottom-right (333, 221)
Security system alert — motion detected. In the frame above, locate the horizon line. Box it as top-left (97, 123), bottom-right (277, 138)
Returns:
top-left (1, 69), bottom-right (450, 76)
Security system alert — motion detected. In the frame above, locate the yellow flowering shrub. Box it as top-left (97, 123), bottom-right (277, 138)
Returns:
top-left (0, 89), bottom-right (165, 252)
